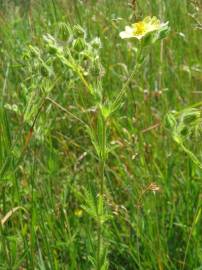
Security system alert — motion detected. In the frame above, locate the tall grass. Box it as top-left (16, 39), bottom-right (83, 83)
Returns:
top-left (0, 0), bottom-right (202, 269)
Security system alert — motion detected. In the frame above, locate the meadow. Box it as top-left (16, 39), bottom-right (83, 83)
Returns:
top-left (0, 0), bottom-right (202, 269)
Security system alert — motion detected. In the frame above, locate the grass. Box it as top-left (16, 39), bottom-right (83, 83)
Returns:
top-left (0, 0), bottom-right (202, 269)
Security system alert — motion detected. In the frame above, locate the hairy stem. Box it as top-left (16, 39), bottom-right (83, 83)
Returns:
top-left (97, 112), bottom-right (106, 268)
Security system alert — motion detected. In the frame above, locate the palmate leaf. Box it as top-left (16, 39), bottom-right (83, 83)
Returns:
top-left (166, 106), bottom-right (202, 169)
top-left (81, 189), bottom-right (111, 224)
top-left (81, 189), bottom-right (98, 220)
top-left (86, 114), bottom-right (110, 161)
top-left (86, 125), bottom-right (101, 160)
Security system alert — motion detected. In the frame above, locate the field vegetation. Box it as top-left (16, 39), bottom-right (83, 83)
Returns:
top-left (0, 0), bottom-right (202, 269)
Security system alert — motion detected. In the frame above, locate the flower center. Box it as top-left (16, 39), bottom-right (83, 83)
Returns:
top-left (133, 22), bottom-right (147, 35)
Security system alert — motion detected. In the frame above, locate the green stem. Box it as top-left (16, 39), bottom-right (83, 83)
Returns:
top-left (96, 47), bottom-right (142, 268)
top-left (97, 159), bottom-right (105, 270)
top-left (112, 66), bottom-right (137, 112)
top-left (100, 159), bottom-right (105, 196)
top-left (97, 115), bottom-right (106, 270)
top-left (111, 47), bottom-right (142, 113)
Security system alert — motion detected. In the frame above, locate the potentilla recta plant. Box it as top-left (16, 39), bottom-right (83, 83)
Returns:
top-left (25, 16), bottom-right (170, 270)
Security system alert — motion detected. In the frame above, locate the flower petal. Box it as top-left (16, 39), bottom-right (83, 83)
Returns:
top-left (119, 26), bottom-right (134, 39)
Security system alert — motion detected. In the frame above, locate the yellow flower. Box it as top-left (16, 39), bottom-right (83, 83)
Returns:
top-left (120, 16), bottom-right (168, 40)
top-left (74, 208), bottom-right (83, 217)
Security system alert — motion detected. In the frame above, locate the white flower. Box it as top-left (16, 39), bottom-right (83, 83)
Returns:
top-left (120, 16), bottom-right (169, 40)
